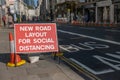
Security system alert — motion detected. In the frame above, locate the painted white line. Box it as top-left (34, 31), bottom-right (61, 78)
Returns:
top-left (58, 30), bottom-right (120, 45)
top-left (106, 29), bottom-right (120, 32)
top-left (94, 55), bottom-right (120, 70)
top-left (79, 27), bottom-right (95, 30)
top-left (116, 52), bottom-right (120, 54)
top-left (106, 53), bottom-right (120, 59)
top-left (70, 58), bottom-right (114, 75)
top-left (67, 25), bottom-right (95, 30)
top-left (68, 26), bottom-right (96, 30)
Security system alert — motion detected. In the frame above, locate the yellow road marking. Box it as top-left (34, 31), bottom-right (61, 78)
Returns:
top-left (61, 56), bottom-right (101, 80)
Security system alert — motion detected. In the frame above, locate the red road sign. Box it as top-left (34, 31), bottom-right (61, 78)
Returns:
top-left (14, 23), bottom-right (58, 53)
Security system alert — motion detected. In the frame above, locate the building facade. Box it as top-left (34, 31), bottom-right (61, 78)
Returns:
top-left (35, 0), bottom-right (42, 19)
top-left (113, 0), bottom-right (120, 23)
top-left (40, 0), bottom-right (47, 20)
top-left (40, 0), bottom-right (56, 21)
top-left (55, 0), bottom-right (85, 22)
top-left (0, 0), bottom-right (33, 25)
top-left (83, 0), bottom-right (117, 24)
top-left (54, 0), bottom-right (119, 25)
top-left (24, 0), bottom-right (35, 8)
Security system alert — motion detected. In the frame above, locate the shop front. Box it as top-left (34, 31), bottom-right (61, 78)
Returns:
top-left (96, 1), bottom-right (112, 24)
top-left (113, 0), bottom-right (120, 23)
top-left (84, 3), bottom-right (96, 22)
top-left (55, 1), bottom-right (77, 23)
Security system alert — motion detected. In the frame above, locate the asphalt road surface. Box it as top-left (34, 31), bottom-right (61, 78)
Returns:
top-left (57, 24), bottom-right (120, 80)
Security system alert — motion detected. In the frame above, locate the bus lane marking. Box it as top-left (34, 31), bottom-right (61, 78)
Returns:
top-left (58, 30), bottom-right (120, 45)
top-left (70, 58), bottom-right (114, 75)
top-left (58, 30), bottom-right (120, 75)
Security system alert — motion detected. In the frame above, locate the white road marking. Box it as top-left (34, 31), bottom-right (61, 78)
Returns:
top-left (68, 26), bottom-right (96, 30)
top-left (106, 29), bottom-right (120, 32)
top-left (79, 27), bottom-right (96, 30)
top-left (94, 55), bottom-right (120, 70)
top-left (116, 52), bottom-right (120, 54)
top-left (58, 30), bottom-right (120, 45)
top-left (106, 53), bottom-right (120, 59)
top-left (70, 58), bottom-right (114, 75)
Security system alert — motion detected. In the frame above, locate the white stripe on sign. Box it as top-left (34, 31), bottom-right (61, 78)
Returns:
top-left (58, 30), bottom-right (120, 45)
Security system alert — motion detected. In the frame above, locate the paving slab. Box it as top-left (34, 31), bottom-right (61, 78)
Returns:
top-left (0, 55), bottom-right (85, 80)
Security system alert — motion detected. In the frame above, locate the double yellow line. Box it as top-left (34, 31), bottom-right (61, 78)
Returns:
top-left (60, 56), bottom-right (101, 80)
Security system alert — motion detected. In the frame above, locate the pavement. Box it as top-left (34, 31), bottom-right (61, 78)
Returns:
top-left (0, 27), bottom-right (85, 80)
top-left (0, 54), bottom-right (85, 80)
